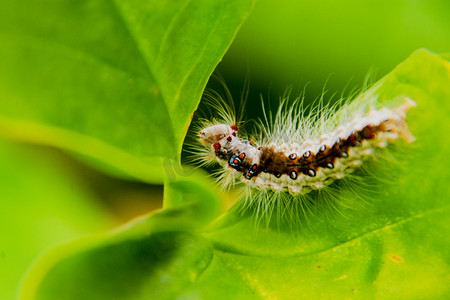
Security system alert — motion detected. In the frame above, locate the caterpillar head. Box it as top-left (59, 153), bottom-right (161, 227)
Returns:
top-left (198, 124), bottom-right (238, 146)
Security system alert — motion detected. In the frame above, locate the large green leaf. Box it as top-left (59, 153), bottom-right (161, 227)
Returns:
top-left (0, 140), bottom-right (114, 300)
top-left (21, 170), bottom-right (222, 300)
top-left (0, 0), bottom-right (255, 183)
top-left (23, 50), bottom-right (450, 299)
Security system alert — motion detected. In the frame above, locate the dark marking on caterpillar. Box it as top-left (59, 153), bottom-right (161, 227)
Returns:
top-left (197, 98), bottom-right (416, 195)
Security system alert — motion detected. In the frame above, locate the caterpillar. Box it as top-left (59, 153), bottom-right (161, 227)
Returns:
top-left (190, 83), bottom-right (416, 225)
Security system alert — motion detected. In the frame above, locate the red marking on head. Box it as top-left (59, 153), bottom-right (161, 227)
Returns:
top-left (231, 125), bottom-right (238, 131)
top-left (213, 142), bottom-right (221, 152)
top-left (227, 136), bottom-right (232, 142)
top-left (250, 141), bottom-right (255, 146)
top-left (258, 146), bottom-right (262, 150)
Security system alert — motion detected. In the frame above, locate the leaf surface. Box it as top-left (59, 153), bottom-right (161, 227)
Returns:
top-left (25, 50), bottom-right (450, 299)
top-left (0, 141), bottom-right (113, 300)
top-left (0, 0), bottom-right (255, 183)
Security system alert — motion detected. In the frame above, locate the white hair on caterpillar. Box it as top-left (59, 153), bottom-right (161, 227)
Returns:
top-left (187, 80), bottom-right (416, 227)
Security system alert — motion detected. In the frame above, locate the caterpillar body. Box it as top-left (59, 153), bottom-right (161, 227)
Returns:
top-left (197, 97), bottom-right (415, 194)
top-left (192, 85), bottom-right (416, 225)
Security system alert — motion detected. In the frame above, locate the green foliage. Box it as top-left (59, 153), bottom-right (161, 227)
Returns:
top-left (22, 50), bottom-right (450, 300)
top-left (0, 0), bottom-right (253, 183)
top-left (0, 141), bottom-right (114, 300)
top-left (0, 0), bottom-right (253, 299)
top-left (224, 0), bottom-right (450, 99)
top-left (0, 0), bottom-right (449, 299)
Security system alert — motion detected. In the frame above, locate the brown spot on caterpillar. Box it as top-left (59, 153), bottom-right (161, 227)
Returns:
top-left (227, 136), bottom-right (232, 142)
top-left (389, 254), bottom-right (404, 263)
top-left (259, 146), bottom-right (288, 176)
top-left (231, 125), bottom-right (238, 131)
top-left (362, 125), bottom-right (377, 139)
top-left (348, 133), bottom-right (357, 144)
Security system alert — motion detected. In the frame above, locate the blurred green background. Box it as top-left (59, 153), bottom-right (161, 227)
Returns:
top-left (216, 0), bottom-right (450, 119)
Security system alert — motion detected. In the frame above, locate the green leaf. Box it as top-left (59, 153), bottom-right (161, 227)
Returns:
top-left (24, 50), bottom-right (450, 299)
top-left (0, 140), bottom-right (113, 300)
top-left (21, 170), bottom-right (222, 300)
top-left (33, 232), bottom-right (214, 300)
top-left (0, 0), bottom-right (255, 183)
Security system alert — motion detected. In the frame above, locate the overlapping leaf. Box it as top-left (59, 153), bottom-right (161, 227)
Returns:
top-left (0, 0), bottom-right (255, 183)
top-left (24, 50), bottom-right (450, 299)
top-left (0, 141), bottom-right (114, 300)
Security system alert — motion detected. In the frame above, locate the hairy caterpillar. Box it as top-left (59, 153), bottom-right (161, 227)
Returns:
top-left (190, 83), bottom-right (416, 225)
